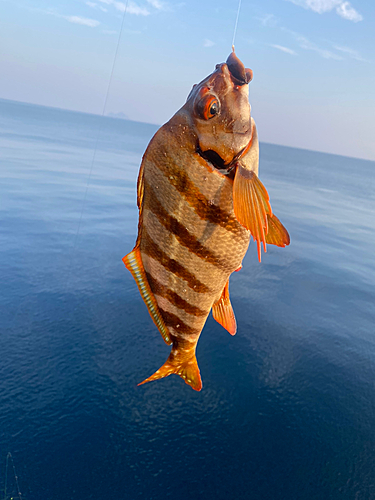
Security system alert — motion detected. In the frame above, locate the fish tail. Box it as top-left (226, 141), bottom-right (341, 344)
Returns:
top-left (138, 347), bottom-right (202, 391)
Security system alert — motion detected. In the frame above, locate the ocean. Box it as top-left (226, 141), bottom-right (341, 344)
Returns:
top-left (1, 97), bottom-right (375, 499)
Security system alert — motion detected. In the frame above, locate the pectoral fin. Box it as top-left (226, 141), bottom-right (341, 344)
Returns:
top-left (123, 247), bottom-right (172, 345)
top-left (212, 280), bottom-right (237, 336)
top-left (233, 164), bottom-right (272, 262)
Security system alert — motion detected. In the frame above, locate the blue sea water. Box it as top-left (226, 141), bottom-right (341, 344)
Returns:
top-left (1, 97), bottom-right (375, 499)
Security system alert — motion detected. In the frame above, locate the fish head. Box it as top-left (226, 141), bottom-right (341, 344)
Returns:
top-left (183, 49), bottom-right (254, 169)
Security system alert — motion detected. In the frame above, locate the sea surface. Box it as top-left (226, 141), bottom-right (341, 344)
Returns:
top-left (1, 97), bottom-right (375, 499)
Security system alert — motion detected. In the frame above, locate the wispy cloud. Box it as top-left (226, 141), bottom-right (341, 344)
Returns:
top-left (37, 8), bottom-right (101, 28)
top-left (336, 1), bottom-right (362, 21)
top-left (285, 0), bottom-right (363, 22)
top-left (270, 44), bottom-right (297, 55)
top-left (333, 44), bottom-right (367, 62)
top-left (146, 0), bottom-right (168, 10)
top-left (203, 39), bottom-right (215, 48)
top-left (285, 29), bottom-right (343, 59)
top-left (255, 13), bottom-right (278, 27)
top-left (86, 1), bottom-right (108, 12)
top-left (66, 15), bottom-right (100, 27)
top-left (98, 0), bottom-right (150, 15)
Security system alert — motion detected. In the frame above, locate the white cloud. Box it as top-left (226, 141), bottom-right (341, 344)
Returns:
top-left (33, 7), bottom-right (101, 27)
top-left (256, 13), bottom-right (278, 27)
top-left (66, 15), bottom-right (100, 27)
top-left (290, 0), bottom-right (341, 14)
top-left (86, 1), bottom-right (108, 12)
top-left (285, 29), bottom-right (343, 59)
top-left (336, 1), bottom-right (362, 21)
top-left (203, 39), bottom-right (215, 48)
top-left (285, 0), bottom-right (363, 22)
top-left (270, 44), bottom-right (297, 55)
top-left (298, 35), bottom-right (343, 59)
top-left (333, 45), bottom-right (366, 61)
top-left (146, 0), bottom-right (168, 10)
top-left (98, 0), bottom-right (150, 15)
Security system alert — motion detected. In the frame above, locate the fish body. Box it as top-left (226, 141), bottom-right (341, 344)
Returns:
top-left (124, 50), bottom-right (289, 391)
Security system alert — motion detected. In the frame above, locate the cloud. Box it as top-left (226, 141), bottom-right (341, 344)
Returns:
top-left (33, 7), bottom-right (101, 27)
top-left (98, 0), bottom-right (150, 15)
top-left (146, 0), bottom-right (168, 10)
top-left (285, 29), bottom-right (343, 59)
top-left (255, 13), bottom-right (278, 27)
top-left (66, 15), bottom-right (100, 26)
top-left (336, 1), bottom-right (362, 21)
top-left (86, 1), bottom-right (108, 12)
top-left (285, 0), bottom-right (363, 22)
top-left (333, 45), bottom-right (367, 61)
top-left (270, 44), bottom-right (297, 55)
top-left (203, 39), bottom-right (215, 48)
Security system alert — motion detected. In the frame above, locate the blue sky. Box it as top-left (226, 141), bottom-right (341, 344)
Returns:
top-left (1, 0), bottom-right (374, 160)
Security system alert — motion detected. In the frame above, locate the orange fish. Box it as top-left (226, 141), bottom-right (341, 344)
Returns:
top-left (123, 49), bottom-right (290, 391)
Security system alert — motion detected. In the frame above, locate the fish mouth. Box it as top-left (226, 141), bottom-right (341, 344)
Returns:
top-left (197, 139), bottom-right (252, 177)
top-left (197, 147), bottom-right (227, 171)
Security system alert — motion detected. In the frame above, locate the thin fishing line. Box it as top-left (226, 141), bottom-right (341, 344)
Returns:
top-left (232, 0), bottom-right (242, 48)
top-left (70, 0), bottom-right (130, 268)
top-left (4, 452), bottom-right (9, 500)
top-left (8, 0), bottom-right (130, 335)
top-left (4, 453), bottom-right (22, 500)
top-left (7, 0), bottom-right (130, 333)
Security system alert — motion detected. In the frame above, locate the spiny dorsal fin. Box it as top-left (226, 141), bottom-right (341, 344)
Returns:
top-left (123, 247), bottom-right (172, 345)
top-left (212, 279), bottom-right (237, 335)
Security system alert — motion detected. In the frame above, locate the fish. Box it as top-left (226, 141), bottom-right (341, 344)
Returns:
top-left (123, 49), bottom-right (290, 391)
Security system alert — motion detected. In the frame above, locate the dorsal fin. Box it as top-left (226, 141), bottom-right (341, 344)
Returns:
top-left (212, 279), bottom-right (237, 335)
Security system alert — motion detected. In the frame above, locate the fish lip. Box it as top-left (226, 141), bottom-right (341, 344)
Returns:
top-left (226, 51), bottom-right (253, 86)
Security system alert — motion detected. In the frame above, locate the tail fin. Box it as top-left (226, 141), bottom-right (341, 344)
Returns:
top-left (138, 349), bottom-right (202, 391)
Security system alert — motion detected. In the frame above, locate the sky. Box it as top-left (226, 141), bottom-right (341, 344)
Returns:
top-left (1, 0), bottom-right (374, 160)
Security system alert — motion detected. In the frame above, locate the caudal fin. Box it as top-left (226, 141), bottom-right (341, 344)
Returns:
top-left (138, 349), bottom-right (202, 391)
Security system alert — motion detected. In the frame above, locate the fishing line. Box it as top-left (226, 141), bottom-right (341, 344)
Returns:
top-left (4, 452), bottom-right (22, 500)
top-left (8, 0), bottom-right (130, 332)
top-left (232, 0), bottom-right (242, 48)
top-left (70, 0), bottom-right (130, 264)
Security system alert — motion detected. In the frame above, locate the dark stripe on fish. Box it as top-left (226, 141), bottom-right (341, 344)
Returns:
top-left (158, 308), bottom-right (202, 338)
top-left (144, 180), bottom-right (229, 271)
top-left (145, 271), bottom-right (207, 317)
top-left (141, 230), bottom-right (211, 294)
top-left (153, 159), bottom-right (239, 233)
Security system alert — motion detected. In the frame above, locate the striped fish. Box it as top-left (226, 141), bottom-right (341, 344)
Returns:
top-left (123, 49), bottom-right (290, 391)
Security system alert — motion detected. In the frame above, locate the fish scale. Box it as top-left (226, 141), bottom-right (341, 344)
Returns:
top-left (123, 50), bottom-right (290, 391)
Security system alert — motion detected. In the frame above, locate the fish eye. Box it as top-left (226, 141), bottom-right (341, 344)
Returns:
top-left (196, 95), bottom-right (220, 120)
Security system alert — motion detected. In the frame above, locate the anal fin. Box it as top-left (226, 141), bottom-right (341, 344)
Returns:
top-left (123, 247), bottom-right (172, 345)
top-left (212, 280), bottom-right (237, 336)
